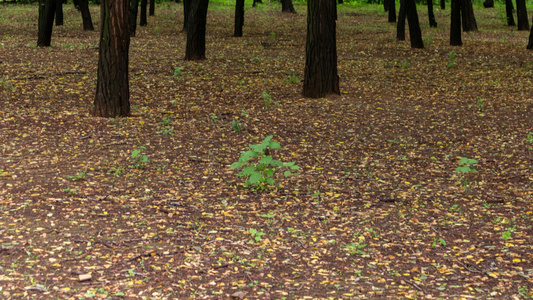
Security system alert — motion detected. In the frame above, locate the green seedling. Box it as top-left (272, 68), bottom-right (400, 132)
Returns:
top-left (248, 229), bottom-right (265, 244)
top-left (447, 51), bottom-right (456, 69)
top-left (132, 146), bottom-right (149, 169)
top-left (67, 170), bottom-right (87, 181)
top-left (455, 157), bottom-right (478, 187)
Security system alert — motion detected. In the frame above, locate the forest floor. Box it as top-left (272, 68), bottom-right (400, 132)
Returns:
top-left (1, 2), bottom-right (533, 299)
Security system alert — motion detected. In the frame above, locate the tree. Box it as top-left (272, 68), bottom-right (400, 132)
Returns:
top-left (185, 0), bottom-right (209, 60)
top-left (130, 0), bottom-right (139, 36)
top-left (252, 0), bottom-right (262, 7)
top-left (516, 0), bottom-right (529, 30)
top-left (528, 26), bottom-right (533, 49)
top-left (440, 0), bottom-right (444, 9)
top-left (183, 0), bottom-right (191, 31)
top-left (397, 0), bottom-right (406, 40)
top-left (505, 0), bottom-right (515, 26)
top-left (387, 0), bottom-right (396, 23)
top-left (460, 0), bottom-right (477, 31)
top-left (78, 0), bottom-right (94, 30)
top-left (450, 0), bottom-right (462, 45)
top-left (483, 0), bottom-right (494, 8)
top-left (234, 0), bottom-right (244, 37)
top-left (93, 0), bottom-right (131, 117)
top-left (427, 0), bottom-right (437, 27)
top-left (140, 0), bottom-right (147, 26)
top-left (149, 0), bottom-right (155, 16)
top-left (37, 0), bottom-right (56, 47)
top-left (55, 0), bottom-right (64, 26)
top-left (397, 0), bottom-right (424, 48)
top-left (281, 0), bottom-right (296, 13)
top-left (302, 0), bottom-right (339, 98)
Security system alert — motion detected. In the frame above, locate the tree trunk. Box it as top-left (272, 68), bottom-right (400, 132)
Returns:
top-left (183, 0), bottom-right (190, 31)
top-left (505, 0), bottom-right (515, 26)
top-left (384, 0), bottom-right (389, 11)
top-left (78, 0), bottom-right (94, 30)
top-left (338, 0), bottom-right (343, 3)
top-left (388, 0), bottom-right (396, 23)
top-left (234, 0), bottom-right (244, 37)
top-left (185, 0), bottom-right (209, 60)
top-left (428, 0), bottom-right (437, 27)
top-left (405, 0), bottom-right (423, 48)
top-left (483, 0), bottom-right (493, 8)
top-left (281, 0), bottom-right (296, 13)
top-left (37, 0), bottom-right (56, 47)
top-left (55, 0), bottom-right (64, 26)
top-left (460, 0), bottom-right (477, 31)
top-left (302, 0), bottom-right (340, 98)
top-left (93, 0), bottom-right (131, 117)
top-left (253, 0), bottom-right (262, 7)
top-left (397, 0), bottom-right (406, 40)
top-left (149, 0), bottom-right (155, 16)
top-left (140, 0), bottom-right (147, 26)
top-left (516, 0), bottom-right (529, 30)
top-left (440, 0), bottom-right (445, 9)
top-left (450, 0), bottom-right (462, 45)
top-left (527, 26), bottom-right (533, 49)
top-left (129, 0), bottom-right (139, 36)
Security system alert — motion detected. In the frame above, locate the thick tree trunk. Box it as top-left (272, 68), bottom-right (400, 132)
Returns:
top-left (483, 0), bottom-right (493, 8)
top-left (440, 0), bottom-right (445, 9)
top-left (384, 0), bottom-right (389, 11)
top-left (37, 0), bottom-right (56, 47)
top-left (185, 0), bottom-right (209, 60)
top-left (234, 0), bottom-right (244, 37)
top-left (516, 0), bottom-right (529, 30)
top-left (397, 0), bottom-right (406, 40)
top-left (388, 0), bottom-right (396, 23)
top-left (140, 0), bottom-right (147, 26)
top-left (183, 0), bottom-right (191, 31)
top-left (428, 0), bottom-right (437, 27)
top-left (78, 0), bottom-right (94, 30)
top-left (405, 0), bottom-right (423, 48)
top-left (149, 0), bottom-right (155, 15)
top-left (129, 0), bottom-right (139, 36)
top-left (450, 0), bottom-right (462, 45)
top-left (302, 0), bottom-right (340, 98)
top-left (55, 0), bottom-right (64, 26)
top-left (460, 0), bottom-right (477, 31)
top-left (528, 26), bottom-right (533, 49)
top-left (93, 0), bottom-right (131, 117)
top-left (281, 0), bottom-right (296, 13)
top-left (505, 0), bottom-right (515, 26)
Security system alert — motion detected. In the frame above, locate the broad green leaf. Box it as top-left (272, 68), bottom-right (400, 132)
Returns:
top-left (263, 135), bottom-right (273, 144)
top-left (249, 172), bottom-right (261, 184)
top-left (230, 161), bottom-right (243, 169)
top-left (459, 157), bottom-right (469, 164)
top-left (259, 155), bottom-right (272, 164)
top-left (243, 165), bottom-right (255, 175)
top-left (240, 150), bottom-right (257, 161)
top-left (132, 149), bottom-right (141, 158)
top-left (250, 144), bottom-right (266, 152)
top-left (284, 170), bottom-right (291, 177)
top-left (282, 161), bottom-right (295, 167)
top-left (455, 166), bottom-right (470, 173)
top-left (468, 159), bottom-right (478, 164)
top-left (265, 169), bottom-right (273, 177)
top-left (290, 165), bottom-right (299, 170)
top-left (269, 141), bottom-right (281, 149)
top-left (270, 160), bottom-right (283, 167)
top-left (266, 178), bottom-right (274, 185)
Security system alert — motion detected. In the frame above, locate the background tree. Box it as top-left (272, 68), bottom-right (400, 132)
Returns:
top-left (460, 0), bottom-right (477, 31)
top-left (397, 0), bottom-right (406, 40)
top-left (516, 0), bottom-right (529, 30)
top-left (483, 0), bottom-right (494, 8)
top-left (37, 0), bottom-right (56, 47)
top-left (505, 0), bottom-right (515, 26)
top-left (281, 0), bottom-right (295, 13)
top-left (183, 0), bottom-right (191, 31)
top-left (234, 0), bottom-right (244, 37)
top-left (149, 0), bottom-right (155, 16)
top-left (78, 0), bottom-right (94, 30)
top-left (440, 0), bottom-right (445, 9)
top-left (427, 0), bottom-right (437, 27)
top-left (130, 0), bottom-right (139, 36)
top-left (397, 0), bottom-right (423, 48)
top-left (140, 0), bottom-right (147, 26)
top-left (450, 0), bottom-right (462, 45)
top-left (302, 0), bottom-right (340, 98)
top-left (93, 0), bottom-right (131, 117)
top-left (528, 25), bottom-right (533, 49)
top-left (185, 0), bottom-right (209, 60)
top-left (388, 0), bottom-right (396, 23)
top-left (55, 0), bottom-right (64, 26)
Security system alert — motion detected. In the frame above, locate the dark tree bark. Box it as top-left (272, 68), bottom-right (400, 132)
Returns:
top-left (55, 0), bottom-right (64, 26)
top-left (528, 26), bottom-right (533, 49)
top-left (483, 0), bottom-right (493, 8)
top-left (388, 0), bottom-right (396, 23)
top-left (440, 0), bottom-right (445, 9)
top-left (93, 0), bottom-right (131, 117)
top-left (140, 0), bottom-right (147, 26)
top-left (73, 0), bottom-right (80, 9)
top-left (78, 0), bottom-right (94, 30)
top-left (505, 0), bottom-right (515, 26)
top-left (397, 0), bottom-right (406, 40)
top-left (129, 0), bottom-right (139, 36)
top-left (234, 0), bottom-right (244, 37)
top-left (149, 0), bottom-right (155, 16)
top-left (428, 0), bottom-right (437, 27)
top-left (450, 0), bottom-right (462, 45)
top-left (338, 0), bottom-right (343, 3)
top-left (281, 0), bottom-right (296, 13)
top-left (302, 0), bottom-right (340, 98)
top-left (405, 0), bottom-right (424, 48)
top-left (185, 0), bottom-right (209, 60)
top-left (183, 0), bottom-right (191, 31)
top-left (516, 0), bottom-right (529, 30)
top-left (37, 0), bottom-right (56, 47)
top-left (460, 0), bottom-right (477, 31)
top-left (252, 0), bottom-right (262, 7)
top-left (384, 0), bottom-right (389, 11)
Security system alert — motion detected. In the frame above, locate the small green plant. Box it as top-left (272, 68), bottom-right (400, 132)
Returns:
top-left (209, 114), bottom-right (218, 123)
top-left (230, 135), bottom-right (299, 189)
top-left (131, 146), bottom-right (149, 169)
top-left (159, 118), bottom-right (171, 126)
top-left (431, 237), bottom-right (446, 247)
top-left (172, 66), bottom-right (184, 78)
top-left (401, 60), bottom-right (409, 69)
top-left (67, 170), bottom-right (87, 182)
top-left (269, 31), bottom-right (276, 44)
top-left (231, 119), bottom-right (242, 133)
top-left (423, 32), bottom-right (434, 46)
top-left (285, 73), bottom-right (298, 84)
top-left (248, 229), bottom-right (265, 244)
top-left (157, 127), bottom-right (174, 135)
top-left (346, 242), bottom-right (367, 256)
top-left (501, 225), bottom-right (517, 241)
top-left (261, 92), bottom-right (273, 110)
top-left (447, 51), bottom-right (456, 69)
top-left (107, 166), bottom-right (124, 176)
top-left (526, 132), bottom-right (533, 144)
top-left (455, 157), bottom-right (478, 187)
top-left (476, 98), bottom-right (485, 112)
top-left (518, 286), bottom-right (530, 299)
top-left (62, 187), bottom-right (77, 195)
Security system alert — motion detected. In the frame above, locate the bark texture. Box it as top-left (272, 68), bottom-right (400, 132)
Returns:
top-left (397, 0), bottom-right (406, 40)
top-left (405, 0), bottom-right (424, 48)
top-left (149, 0), bottom-right (155, 16)
top-left (129, 0), bottom-right (139, 36)
top-left (183, 0), bottom-right (191, 31)
top-left (185, 0), bottom-right (209, 60)
top-left (450, 0), bottom-right (462, 45)
top-left (234, 0), bottom-right (244, 37)
top-left (528, 26), bottom-right (533, 49)
top-left (37, 0), bottom-right (56, 47)
top-left (140, 0), bottom-right (147, 26)
top-left (302, 0), bottom-right (340, 98)
top-left (516, 0), bottom-right (529, 30)
top-left (55, 0), bottom-right (64, 26)
top-left (281, 0), bottom-right (296, 13)
top-left (93, 0), bottom-right (131, 117)
top-left (427, 0), bottom-right (437, 27)
top-left (440, 0), bottom-right (445, 9)
top-left (79, 0), bottom-right (94, 30)
top-left (483, 0), bottom-right (493, 8)
top-left (505, 0), bottom-right (515, 26)
top-left (460, 0), bottom-right (477, 31)
top-left (388, 0), bottom-right (396, 23)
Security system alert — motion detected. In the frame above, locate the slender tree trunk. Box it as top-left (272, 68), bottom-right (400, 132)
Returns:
top-left (129, 0), bottom-right (139, 36)
top-left (253, 0), bottom-right (262, 7)
top-left (78, 0), bottom-right (94, 30)
top-left (37, 0), bottom-right (56, 47)
top-left (516, 0), bottom-right (529, 30)
top-left (428, 0), bottom-right (437, 27)
top-left (281, 0), bottom-right (296, 13)
top-left (55, 0), bottom-right (64, 26)
top-left (94, 0), bottom-right (130, 117)
top-left (183, 0), bottom-right (190, 31)
top-left (302, 0), bottom-right (340, 98)
top-left (185, 0), bottom-right (209, 60)
top-left (149, 0), bottom-right (155, 15)
top-left (505, 0), bottom-right (515, 26)
top-left (140, 0), bottom-right (147, 26)
top-left (527, 26), bottom-right (533, 49)
top-left (483, 0), bottom-right (493, 8)
top-left (234, 0), bottom-right (244, 37)
top-left (338, 0), bottom-right (343, 3)
top-left (450, 0), bottom-right (462, 45)
top-left (460, 0), bottom-right (477, 31)
top-left (388, 0), bottom-right (396, 23)
top-left (405, 0), bottom-right (423, 48)
top-left (397, 0), bottom-right (406, 40)
top-left (384, 0), bottom-right (389, 11)
top-left (440, 0), bottom-right (445, 9)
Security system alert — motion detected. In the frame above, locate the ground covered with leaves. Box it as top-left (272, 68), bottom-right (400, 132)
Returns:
top-left (1, 2), bottom-right (533, 299)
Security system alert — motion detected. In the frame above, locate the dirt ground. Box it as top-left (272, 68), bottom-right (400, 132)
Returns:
top-left (0, 2), bottom-right (532, 299)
